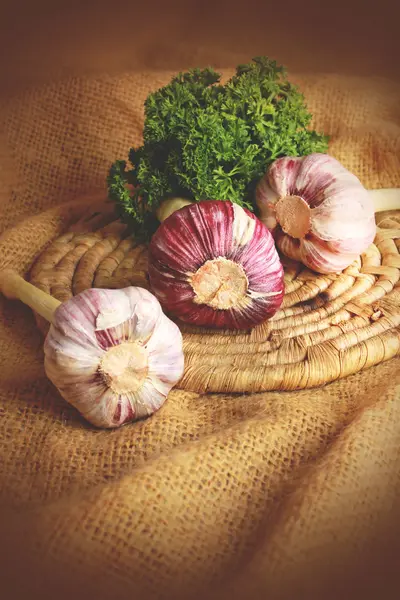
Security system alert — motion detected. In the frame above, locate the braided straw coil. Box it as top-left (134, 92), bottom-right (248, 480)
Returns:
top-left (28, 197), bottom-right (400, 395)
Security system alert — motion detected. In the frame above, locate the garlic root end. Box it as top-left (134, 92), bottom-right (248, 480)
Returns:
top-left (99, 341), bottom-right (149, 394)
top-left (275, 195), bottom-right (311, 239)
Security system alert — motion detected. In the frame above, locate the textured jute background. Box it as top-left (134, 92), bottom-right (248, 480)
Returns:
top-left (0, 2), bottom-right (400, 599)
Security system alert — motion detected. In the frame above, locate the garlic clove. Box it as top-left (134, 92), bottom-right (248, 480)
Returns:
top-left (311, 187), bottom-right (376, 246)
top-left (299, 234), bottom-right (356, 274)
top-left (146, 313), bottom-right (184, 374)
top-left (148, 199), bottom-right (284, 330)
top-left (266, 155), bottom-right (304, 199)
top-left (128, 379), bottom-right (169, 417)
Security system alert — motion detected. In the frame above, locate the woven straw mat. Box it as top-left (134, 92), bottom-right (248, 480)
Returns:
top-left (0, 69), bottom-right (400, 600)
top-left (28, 194), bottom-right (400, 394)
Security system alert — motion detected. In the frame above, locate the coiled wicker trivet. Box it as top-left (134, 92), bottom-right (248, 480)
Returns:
top-left (28, 198), bottom-right (400, 394)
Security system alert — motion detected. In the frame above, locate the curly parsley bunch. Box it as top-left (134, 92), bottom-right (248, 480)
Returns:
top-left (107, 56), bottom-right (329, 239)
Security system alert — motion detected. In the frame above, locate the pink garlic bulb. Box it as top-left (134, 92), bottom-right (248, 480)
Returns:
top-left (256, 153), bottom-right (377, 273)
top-left (148, 199), bottom-right (284, 330)
top-left (44, 286), bottom-right (184, 428)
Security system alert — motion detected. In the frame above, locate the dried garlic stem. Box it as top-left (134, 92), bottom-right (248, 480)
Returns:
top-left (369, 188), bottom-right (400, 213)
top-left (156, 197), bottom-right (193, 222)
top-left (0, 269), bottom-right (61, 323)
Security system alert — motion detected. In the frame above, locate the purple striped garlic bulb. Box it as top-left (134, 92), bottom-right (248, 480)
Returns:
top-left (148, 199), bottom-right (284, 330)
top-left (256, 153), bottom-right (376, 274)
top-left (44, 286), bottom-right (184, 428)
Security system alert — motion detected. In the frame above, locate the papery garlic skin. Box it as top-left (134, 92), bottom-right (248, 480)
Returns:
top-left (256, 153), bottom-right (377, 274)
top-left (148, 200), bottom-right (284, 330)
top-left (43, 287), bottom-right (184, 428)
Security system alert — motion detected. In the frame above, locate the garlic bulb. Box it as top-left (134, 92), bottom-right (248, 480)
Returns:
top-left (44, 286), bottom-right (184, 428)
top-left (148, 199), bottom-right (284, 330)
top-left (256, 153), bottom-right (377, 274)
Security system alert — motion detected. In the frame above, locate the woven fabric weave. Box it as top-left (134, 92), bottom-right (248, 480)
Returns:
top-left (0, 68), bottom-right (399, 600)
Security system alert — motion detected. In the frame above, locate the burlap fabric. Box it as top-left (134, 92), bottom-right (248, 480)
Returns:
top-left (0, 69), bottom-right (399, 600)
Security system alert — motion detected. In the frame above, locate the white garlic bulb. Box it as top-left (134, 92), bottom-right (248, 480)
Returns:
top-left (44, 286), bottom-right (184, 428)
top-left (256, 153), bottom-right (377, 274)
